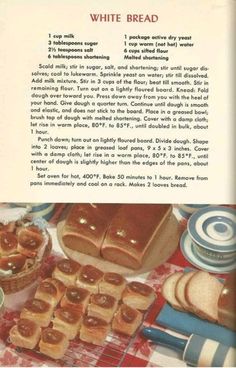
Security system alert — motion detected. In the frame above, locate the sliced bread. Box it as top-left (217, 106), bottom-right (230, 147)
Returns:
top-left (185, 270), bottom-right (223, 322)
top-left (161, 271), bottom-right (184, 311)
top-left (175, 271), bottom-right (196, 311)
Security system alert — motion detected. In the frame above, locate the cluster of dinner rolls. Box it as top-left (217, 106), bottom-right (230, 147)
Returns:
top-left (9, 258), bottom-right (156, 360)
top-left (0, 222), bottom-right (47, 275)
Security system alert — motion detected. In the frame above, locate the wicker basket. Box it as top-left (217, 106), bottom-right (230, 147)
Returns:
top-left (0, 234), bottom-right (52, 294)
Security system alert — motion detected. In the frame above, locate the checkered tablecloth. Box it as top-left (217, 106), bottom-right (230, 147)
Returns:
top-left (0, 204), bottom-right (231, 367)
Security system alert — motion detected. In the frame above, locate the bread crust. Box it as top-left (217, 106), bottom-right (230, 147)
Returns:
top-left (76, 264), bottom-right (104, 293)
top-left (35, 277), bottom-right (66, 308)
top-left (53, 307), bottom-right (82, 339)
top-left (0, 231), bottom-right (18, 256)
top-left (17, 226), bottom-right (44, 258)
top-left (87, 293), bottom-right (118, 322)
top-left (9, 319), bottom-right (41, 349)
top-left (62, 204), bottom-right (120, 257)
top-left (20, 298), bottom-right (53, 327)
top-left (80, 316), bottom-right (110, 346)
top-left (122, 281), bottom-right (156, 311)
top-left (60, 286), bottom-right (90, 313)
top-left (52, 259), bottom-right (80, 286)
top-left (112, 304), bottom-right (142, 336)
top-left (101, 204), bottom-right (172, 269)
top-left (161, 272), bottom-right (185, 311)
top-left (99, 272), bottom-right (127, 300)
top-left (39, 328), bottom-right (69, 360)
top-left (175, 271), bottom-right (196, 311)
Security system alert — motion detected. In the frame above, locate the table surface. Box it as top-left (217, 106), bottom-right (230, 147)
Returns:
top-left (0, 204), bottom-right (229, 367)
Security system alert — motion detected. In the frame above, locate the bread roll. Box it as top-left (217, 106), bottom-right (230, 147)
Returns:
top-left (76, 264), bottom-right (103, 293)
top-left (17, 225), bottom-right (44, 258)
top-left (20, 298), bottom-right (53, 327)
top-left (9, 318), bottom-right (41, 349)
top-left (60, 286), bottom-right (90, 313)
top-left (0, 254), bottom-right (27, 274)
top-left (101, 204), bottom-right (172, 269)
top-left (35, 278), bottom-right (66, 308)
top-left (80, 316), bottom-right (110, 346)
top-left (39, 328), bottom-right (69, 360)
top-left (53, 307), bottom-right (82, 339)
top-left (52, 258), bottom-right (80, 286)
top-left (161, 272), bottom-right (185, 311)
top-left (122, 281), bottom-right (156, 310)
top-left (112, 304), bottom-right (142, 336)
top-left (0, 221), bottom-right (15, 232)
top-left (99, 272), bottom-right (127, 300)
top-left (0, 231), bottom-right (18, 256)
top-left (87, 293), bottom-right (118, 323)
top-left (62, 204), bottom-right (120, 257)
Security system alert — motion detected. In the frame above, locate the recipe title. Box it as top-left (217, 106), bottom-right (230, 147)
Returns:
top-left (90, 14), bottom-right (159, 23)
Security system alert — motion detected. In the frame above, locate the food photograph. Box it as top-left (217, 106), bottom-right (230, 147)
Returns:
top-left (0, 203), bottom-right (235, 367)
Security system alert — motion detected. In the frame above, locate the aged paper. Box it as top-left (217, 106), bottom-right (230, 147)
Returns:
top-left (0, 0), bottom-right (234, 203)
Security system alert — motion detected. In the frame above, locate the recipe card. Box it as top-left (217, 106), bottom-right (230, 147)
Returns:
top-left (0, 0), bottom-right (235, 203)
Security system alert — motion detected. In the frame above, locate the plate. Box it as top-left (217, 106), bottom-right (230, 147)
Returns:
top-left (177, 204), bottom-right (210, 219)
top-left (180, 230), bottom-right (236, 273)
top-left (188, 206), bottom-right (236, 252)
top-left (57, 214), bottom-right (180, 276)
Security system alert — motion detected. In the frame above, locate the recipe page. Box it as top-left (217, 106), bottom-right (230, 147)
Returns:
top-left (0, 0), bottom-right (235, 203)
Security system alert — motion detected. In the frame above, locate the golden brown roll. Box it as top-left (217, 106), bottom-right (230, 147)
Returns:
top-left (62, 204), bottom-right (120, 257)
top-left (52, 258), bottom-right (81, 286)
top-left (0, 231), bottom-right (18, 256)
top-left (87, 293), bottom-right (118, 323)
top-left (39, 328), bottom-right (69, 360)
top-left (0, 254), bottom-right (27, 274)
top-left (9, 318), bottom-right (41, 349)
top-left (76, 264), bottom-right (104, 293)
top-left (112, 304), bottom-right (142, 336)
top-left (101, 204), bottom-right (172, 269)
top-left (122, 281), bottom-right (156, 311)
top-left (35, 278), bottom-right (66, 308)
top-left (60, 286), bottom-right (90, 313)
top-left (52, 307), bottom-right (82, 340)
top-left (20, 298), bottom-right (53, 327)
top-left (17, 225), bottom-right (44, 258)
top-left (80, 316), bottom-right (110, 346)
top-left (99, 272), bottom-right (127, 300)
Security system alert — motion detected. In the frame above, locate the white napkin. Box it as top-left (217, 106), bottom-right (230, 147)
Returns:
top-left (0, 207), bottom-right (29, 224)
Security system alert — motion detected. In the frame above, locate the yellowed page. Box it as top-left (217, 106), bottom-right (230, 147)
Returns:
top-left (0, 0), bottom-right (234, 203)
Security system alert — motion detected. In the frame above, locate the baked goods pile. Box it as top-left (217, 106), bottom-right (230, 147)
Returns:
top-left (62, 203), bottom-right (173, 269)
top-left (9, 258), bottom-right (156, 360)
top-left (0, 219), bottom-right (49, 277)
top-left (161, 270), bottom-right (236, 330)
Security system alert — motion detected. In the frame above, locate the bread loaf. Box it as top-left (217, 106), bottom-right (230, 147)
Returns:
top-left (101, 204), bottom-right (172, 269)
top-left (162, 270), bottom-right (227, 325)
top-left (218, 271), bottom-right (236, 331)
top-left (62, 204), bottom-right (120, 257)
